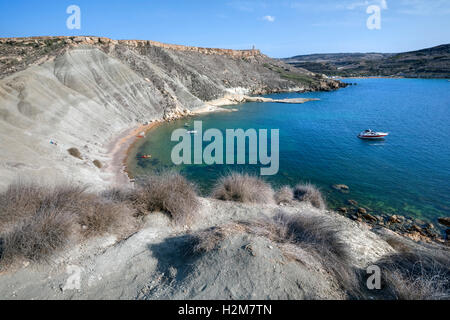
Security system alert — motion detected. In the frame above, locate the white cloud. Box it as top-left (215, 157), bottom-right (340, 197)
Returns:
top-left (263, 15), bottom-right (275, 22)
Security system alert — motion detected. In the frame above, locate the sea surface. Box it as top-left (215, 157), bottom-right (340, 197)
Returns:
top-left (128, 79), bottom-right (450, 222)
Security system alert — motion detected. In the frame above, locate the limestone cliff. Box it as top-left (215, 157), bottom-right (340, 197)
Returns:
top-left (0, 36), bottom-right (346, 190)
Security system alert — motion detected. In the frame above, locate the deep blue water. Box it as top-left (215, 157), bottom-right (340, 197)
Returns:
top-left (129, 79), bottom-right (450, 222)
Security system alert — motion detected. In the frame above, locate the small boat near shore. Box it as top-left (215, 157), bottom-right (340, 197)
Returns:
top-left (358, 129), bottom-right (389, 140)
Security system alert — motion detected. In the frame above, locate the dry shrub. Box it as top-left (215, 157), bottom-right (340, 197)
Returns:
top-left (75, 198), bottom-right (135, 238)
top-left (376, 252), bottom-right (450, 300)
top-left (275, 186), bottom-right (294, 205)
top-left (133, 171), bottom-right (199, 225)
top-left (293, 183), bottom-right (326, 209)
top-left (67, 147), bottom-right (83, 160)
top-left (0, 182), bottom-right (137, 269)
top-left (93, 160), bottom-right (103, 169)
top-left (281, 213), bottom-right (350, 261)
top-left (0, 183), bottom-right (88, 233)
top-left (212, 173), bottom-right (274, 204)
top-left (0, 205), bottom-right (75, 267)
top-left (384, 236), bottom-right (411, 253)
top-left (0, 182), bottom-right (49, 232)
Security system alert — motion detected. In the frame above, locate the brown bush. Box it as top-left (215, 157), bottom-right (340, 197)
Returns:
top-left (133, 171), bottom-right (199, 225)
top-left (67, 147), bottom-right (82, 160)
top-left (0, 182), bottom-right (49, 232)
top-left (0, 182), bottom-right (137, 269)
top-left (93, 160), bottom-right (103, 169)
top-left (0, 205), bottom-right (75, 267)
top-left (212, 173), bottom-right (274, 204)
top-left (275, 186), bottom-right (294, 205)
top-left (76, 199), bottom-right (135, 238)
top-left (293, 183), bottom-right (326, 209)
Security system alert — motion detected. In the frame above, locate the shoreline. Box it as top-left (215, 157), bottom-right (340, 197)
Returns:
top-left (109, 94), bottom-right (320, 186)
top-left (109, 106), bottom-right (230, 187)
top-left (106, 121), bottom-right (162, 187)
top-left (105, 92), bottom-right (449, 244)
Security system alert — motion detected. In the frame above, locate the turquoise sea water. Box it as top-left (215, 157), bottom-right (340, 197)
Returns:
top-left (128, 79), bottom-right (450, 223)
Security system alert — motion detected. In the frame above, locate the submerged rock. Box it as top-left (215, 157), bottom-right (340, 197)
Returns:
top-left (438, 217), bottom-right (450, 227)
top-left (363, 213), bottom-right (377, 223)
top-left (358, 207), bottom-right (367, 214)
top-left (332, 184), bottom-right (349, 191)
top-left (389, 215), bottom-right (403, 224)
top-left (338, 207), bottom-right (348, 213)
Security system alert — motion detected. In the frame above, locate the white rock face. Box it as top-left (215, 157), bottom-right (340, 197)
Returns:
top-left (0, 47), bottom-right (201, 190)
top-left (0, 39), bottom-right (343, 191)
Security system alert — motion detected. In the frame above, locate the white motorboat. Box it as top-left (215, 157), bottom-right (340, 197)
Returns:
top-left (358, 129), bottom-right (389, 139)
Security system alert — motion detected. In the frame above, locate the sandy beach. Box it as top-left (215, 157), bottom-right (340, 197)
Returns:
top-left (106, 121), bottom-right (162, 187)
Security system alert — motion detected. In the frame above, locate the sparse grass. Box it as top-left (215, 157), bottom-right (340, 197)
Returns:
top-left (189, 210), bottom-right (360, 298)
top-left (242, 212), bottom-right (350, 262)
top-left (275, 186), bottom-right (294, 205)
top-left (293, 183), bottom-right (326, 209)
top-left (212, 173), bottom-right (274, 204)
top-left (67, 147), bottom-right (83, 160)
top-left (93, 160), bottom-right (103, 169)
top-left (280, 72), bottom-right (316, 86)
top-left (190, 225), bottom-right (234, 253)
top-left (263, 63), bottom-right (317, 86)
top-left (133, 171), bottom-right (199, 225)
top-left (375, 252), bottom-right (450, 300)
top-left (239, 212), bottom-right (360, 298)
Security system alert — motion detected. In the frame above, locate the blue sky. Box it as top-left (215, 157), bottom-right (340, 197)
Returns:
top-left (0, 0), bottom-right (449, 57)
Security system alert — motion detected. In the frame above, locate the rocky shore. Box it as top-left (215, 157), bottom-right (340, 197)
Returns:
top-left (326, 184), bottom-right (449, 243)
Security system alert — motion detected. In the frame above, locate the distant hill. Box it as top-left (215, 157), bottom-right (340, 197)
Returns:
top-left (283, 44), bottom-right (450, 78)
